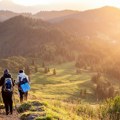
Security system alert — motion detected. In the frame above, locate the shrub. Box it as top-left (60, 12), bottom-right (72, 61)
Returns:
top-left (17, 102), bottom-right (31, 113)
top-left (76, 104), bottom-right (96, 118)
top-left (35, 116), bottom-right (52, 120)
top-left (99, 96), bottom-right (120, 120)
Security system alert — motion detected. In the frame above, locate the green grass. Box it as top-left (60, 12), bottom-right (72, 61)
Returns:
top-left (30, 62), bottom-right (95, 103)
top-left (12, 62), bottom-right (120, 120)
top-left (15, 62), bottom-right (102, 120)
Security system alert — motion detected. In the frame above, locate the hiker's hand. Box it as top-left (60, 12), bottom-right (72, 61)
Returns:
top-left (14, 80), bottom-right (18, 85)
top-left (14, 80), bottom-right (16, 83)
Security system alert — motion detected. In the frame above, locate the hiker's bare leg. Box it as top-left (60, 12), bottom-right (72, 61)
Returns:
top-left (24, 92), bottom-right (28, 101)
top-left (19, 90), bottom-right (24, 103)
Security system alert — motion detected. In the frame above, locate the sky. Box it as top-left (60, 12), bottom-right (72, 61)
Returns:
top-left (0, 0), bottom-right (120, 13)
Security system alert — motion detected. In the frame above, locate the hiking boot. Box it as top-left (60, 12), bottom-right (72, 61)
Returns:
top-left (6, 112), bottom-right (9, 115)
top-left (10, 112), bottom-right (13, 115)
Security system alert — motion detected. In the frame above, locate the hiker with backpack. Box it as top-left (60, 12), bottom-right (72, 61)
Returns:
top-left (16, 70), bottom-right (30, 103)
top-left (0, 69), bottom-right (14, 115)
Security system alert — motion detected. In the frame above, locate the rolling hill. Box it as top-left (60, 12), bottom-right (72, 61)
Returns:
top-left (0, 10), bottom-right (18, 22)
top-left (1, 6), bottom-right (120, 42)
top-left (53, 6), bottom-right (120, 41)
top-left (0, 15), bottom-right (75, 61)
top-left (34, 10), bottom-right (79, 22)
top-left (0, 6), bottom-right (120, 61)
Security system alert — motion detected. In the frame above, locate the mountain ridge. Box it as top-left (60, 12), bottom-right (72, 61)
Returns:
top-left (0, 6), bottom-right (120, 60)
top-left (1, 6), bottom-right (120, 22)
top-left (0, 15), bottom-right (75, 61)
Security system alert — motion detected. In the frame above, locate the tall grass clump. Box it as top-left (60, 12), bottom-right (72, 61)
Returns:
top-left (99, 96), bottom-right (120, 120)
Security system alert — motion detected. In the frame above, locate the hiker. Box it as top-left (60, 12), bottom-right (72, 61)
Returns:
top-left (16, 70), bottom-right (30, 103)
top-left (0, 69), bottom-right (14, 115)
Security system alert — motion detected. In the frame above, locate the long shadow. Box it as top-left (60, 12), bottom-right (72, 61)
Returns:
top-left (32, 75), bottom-right (62, 85)
top-left (31, 69), bottom-right (97, 104)
top-left (66, 80), bottom-right (97, 104)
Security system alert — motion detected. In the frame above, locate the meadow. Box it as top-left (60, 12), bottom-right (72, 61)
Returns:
top-left (17, 62), bottom-right (100, 120)
top-left (30, 62), bottom-right (95, 102)
top-left (1, 61), bottom-right (119, 120)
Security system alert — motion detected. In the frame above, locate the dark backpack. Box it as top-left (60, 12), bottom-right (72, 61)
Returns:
top-left (19, 77), bottom-right (28, 85)
top-left (4, 78), bottom-right (13, 92)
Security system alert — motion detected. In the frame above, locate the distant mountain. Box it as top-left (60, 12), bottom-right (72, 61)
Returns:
top-left (53, 6), bottom-right (120, 41)
top-left (0, 6), bottom-right (120, 61)
top-left (48, 6), bottom-right (120, 23)
top-left (0, 10), bottom-right (78, 22)
top-left (0, 10), bottom-right (33, 22)
top-left (0, 15), bottom-right (75, 61)
top-left (0, 10), bottom-right (18, 22)
top-left (34, 10), bottom-right (79, 22)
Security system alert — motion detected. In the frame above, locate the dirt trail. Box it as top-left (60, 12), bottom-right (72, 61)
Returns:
top-left (0, 110), bottom-right (19, 120)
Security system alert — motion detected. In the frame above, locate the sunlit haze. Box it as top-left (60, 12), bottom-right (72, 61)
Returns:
top-left (12, 0), bottom-right (56, 6)
top-left (0, 0), bottom-right (120, 13)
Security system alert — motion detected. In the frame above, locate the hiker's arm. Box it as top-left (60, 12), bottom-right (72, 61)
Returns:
top-left (26, 75), bottom-right (30, 83)
top-left (12, 78), bottom-right (15, 86)
top-left (0, 77), bottom-right (4, 86)
top-left (10, 75), bottom-right (15, 86)
top-left (28, 76), bottom-right (31, 83)
top-left (15, 76), bottom-right (19, 85)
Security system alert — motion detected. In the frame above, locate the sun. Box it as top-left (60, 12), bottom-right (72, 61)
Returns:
top-left (12, 0), bottom-right (54, 6)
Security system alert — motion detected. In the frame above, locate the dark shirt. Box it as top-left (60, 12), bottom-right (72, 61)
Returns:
top-left (0, 74), bottom-right (14, 93)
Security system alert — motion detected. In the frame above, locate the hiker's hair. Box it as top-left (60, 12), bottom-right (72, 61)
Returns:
top-left (4, 69), bottom-right (9, 75)
top-left (19, 70), bottom-right (24, 73)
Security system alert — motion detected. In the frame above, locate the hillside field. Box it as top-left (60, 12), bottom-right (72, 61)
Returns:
top-left (30, 62), bottom-right (96, 103)
top-left (3, 62), bottom-right (118, 120)
top-left (11, 62), bottom-right (99, 120)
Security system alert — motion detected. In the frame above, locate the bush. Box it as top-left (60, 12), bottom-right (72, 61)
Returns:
top-left (76, 104), bottom-right (97, 118)
top-left (17, 102), bottom-right (31, 113)
top-left (35, 116), bottom-right (52, 120)
top-left (31, 101), bottom-right (43, 106)
top-left (0, 56), bottom-right (27, 72)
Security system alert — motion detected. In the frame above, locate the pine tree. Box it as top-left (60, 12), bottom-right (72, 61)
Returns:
top-left (35, 65), bottom-right (38, 73)
top-left (47, 68), bottom-right (50, 72)
top-left (32, 59), bottom-right (35, 66)
top-left (53, 68), bottom-right (56, 75)
top-left (25, 65), bottom-right (30, 75)
top-left (108, 86), bottom-right (115, 98)
top-left (84, 89), bottom-right (87, 97)
top-left (42, 62), bottom-right (45, 68)
top-left (44, 67), bottom-right (48, 73)
top-left (80, 89), bottom-right (82, 96)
